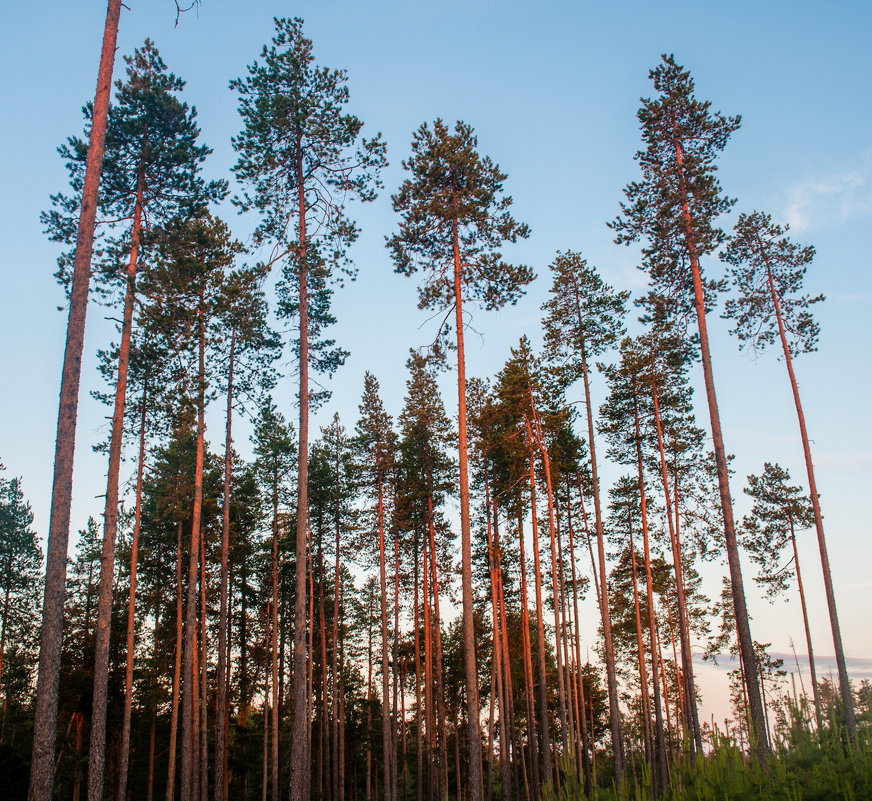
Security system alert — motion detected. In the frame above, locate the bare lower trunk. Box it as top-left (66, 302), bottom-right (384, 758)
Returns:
top-left (427, 494), bottom-right (448, 801)
top-left (516, 512), bottom-right (539, 800)
top-left (673, 131), bottom-right (767, 756)
top-left (788, 525), bottom-right (821, 726)
top-left (524, 419), bottom-right (552, 785)
top-left (290, 150), bottom-right (310, 801)
top-left (271, 477), bottom-right (280, 801)
top-left (118, 383), bottom-right (149, 801)
top-left (767, 272), bottom-right (855, 738)
top-left (216, 330), bottom-right (235, 801)
top-left (450, 214), bottom-right (482, 801)
top-left (181, 295), bottom-right (208, 801)
top-left (578, 341), bottom-right (625, 779)
top-left (167, 523), bottom-right (184, 801)
top-left (649, 358), bottom-right (701, 753)
top-left (378, 480), bottom-right (394, 801)
top-left (628, 531), bottom-right (654, 780)
top-left (29, 4), bottom-right (122, 797)
top-left (632, 390), bottom-right (667, 791)
top-left (88, 163), bottom-right (146, 801)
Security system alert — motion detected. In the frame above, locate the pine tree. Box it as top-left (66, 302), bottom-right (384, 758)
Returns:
top-left (389, 120), bottom-right (532, 801)
top-left (721, 211), bottom-right (856, 737)
top-left (610, 55), bottom-right (769, 756)
top-left (46, 42), bottom-right (227, 801)
top-left (354, 373), bottom-right (398, 801)
top-left (215, 268), bottom-right (279, 801)
top-left (0, 467), bottom-right (42, 723)
top-left (232, 24), bottom-right (386, 794)
top-left (541, 251), bottom-right (629, 779)
top-left (252, 401), bottom-right (297, 801)
top-left (740, 463), bottom-right (820, 724)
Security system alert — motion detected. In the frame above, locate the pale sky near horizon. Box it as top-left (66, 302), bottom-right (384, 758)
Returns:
top-left (1, 0), bottom-right (871, 728)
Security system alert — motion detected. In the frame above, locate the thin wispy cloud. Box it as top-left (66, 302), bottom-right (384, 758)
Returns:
top-left (783, 152), bottom-right (872, 232)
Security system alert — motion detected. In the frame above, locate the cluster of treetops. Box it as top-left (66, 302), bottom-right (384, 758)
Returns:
top-left (1, 9), bottom-right (863, 801)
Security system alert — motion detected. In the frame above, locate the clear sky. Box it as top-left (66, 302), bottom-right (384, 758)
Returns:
top-left (1, 0), bottom-right (870, 726)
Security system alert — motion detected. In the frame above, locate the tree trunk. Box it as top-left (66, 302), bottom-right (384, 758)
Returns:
top-left (565, 501), bottom-right (592, 795)
top-left (199, 526), bottom-right (209, 801)
top-left (632, 389), bottom-right (668, 792)
top-left (524, 417), bottom-right (552, 785)
top-left (530, 404), bottom-right (568, 752)
top-left (648, 355), bottom-right (702, 753)
top-left (450, 210), bottom-right (483, 801)
top-left (672, 131), bottom-right (768, 756)
top-left (766, 270), bottom-right (855, 738)
top-left (516, 511), bottom-right (539, 801)
top-left (167, 522), bottom-right (184, 801)
top-left (377, 478), bottom-right (394, 801)
top-left (427, 493), bottom-right (448, 801)
top-left (117, 380), bottom-right (149, 801)
top-left (271, 468), bottom-right (280, 801)
top-left (216, 328), bottom-right (235, 801)
top-left (181, 292), bottom-right (208, 801)
top-left (413, 535), bottom-right (423, 801)
top-left (29, 4), bottom-right (122, 796)
top-left (87, 161), bottom-right (146, 801)
top-left (422, 528), bottom-right (434, 801)
top-left (290, 145), bottom-right (310, 801)
top-left (628, 529), bottom-right (654, 782)
top-left (578, 339), bottom-right (625, 779)
top-left (789, 523), bottom-right (822, 727)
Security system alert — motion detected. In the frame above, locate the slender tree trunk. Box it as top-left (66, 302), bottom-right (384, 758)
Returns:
top-left (577, 339), bottom-right (625, 779)
top-left (788, 523), bottom-right (822, 727)
top-left (524, 418), bottom-right (552, 785)
top-left (632, 390), bottom-right (668, 792)
top-left (530, 405), bottom-right (568, 752)
top-left (29, 5), bottom-right (122, 796)
top-left (628, 530), bottom-right (654, 783)
top-left (766, 270), bottom-right (855, 737)
top-left (672, 131), bottom-right (767, 756)
top-left (427, 493), bottom-right (448, 801)
top-left (648, 357), bottom-right (702, 753)
top-left (422, 530), bottom-right (434, 801)
top-left (167, 523), bottom-right (184, 801)
top-left (270, 471), bottom-right (280, 801)
top-left (290, 145), bottom-right (310, 801)
top-left (565, 501), bottom-right (592, 795)
top-left (118, 380), bottom-right (149, 801)
top-left (516, 512), bottom-right (539, 801)
top-left (366, 588), bottom-right (373, 801)
top-left (181, 293), bottom-right (208, 801)
top-left (377, 478), bottom-right (395, 801)
top-left (492, 507), bottom-right (516, 801)
top-left (450, 211), bottom-right (483, 801)
top-left (413, 536), bottom-right (423, 801)
top-left (333, 493), bottom-right (342, 801)
top-left (262, 603), bottom-right (270, 801)
top-left (199, 527), bottom-right (209, 801)
top-left (216, 329), bottom-right (235, 801)
top-left (393, 527), bottom-right (402, 801)
top-left (484, 475), bottom-right (511, 801)
top-left (87, 161), bottom-right (146, 801)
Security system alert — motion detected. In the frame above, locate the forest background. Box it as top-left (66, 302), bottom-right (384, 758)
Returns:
top-left (0, 0), bottom-right (870, 725)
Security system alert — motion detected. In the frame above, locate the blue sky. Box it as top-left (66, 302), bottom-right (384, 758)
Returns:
top-left (1, 0), bottom-right (870, 724)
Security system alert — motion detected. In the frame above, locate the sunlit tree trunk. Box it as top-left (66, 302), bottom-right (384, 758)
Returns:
top-left (578, 340), bottom-right (625, 779)
top-left (118, 379), bottom-right (148, 801)
top-left (181, 291), bottom-right (207, 801)
top-left (450, 211), bottom-right (483, 801)
top-left (516, 511), bottom-right (539, 800)
top-left (167, 522), bottom-right (184, 801)
top-left (216, 328), bottom-right (236, 801)
top-left (765, 268), bottom-right (855, 737)
top-left (30, 6), bottom-right (122, 796)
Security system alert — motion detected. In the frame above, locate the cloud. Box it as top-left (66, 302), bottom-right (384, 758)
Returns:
top-left (697, 652), bottom-right (872, 679)
top-left (782, 152), bottom-right (872, 232)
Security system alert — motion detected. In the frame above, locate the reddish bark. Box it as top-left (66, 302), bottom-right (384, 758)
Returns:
top-left (29, 4), bottom-right (122, 796)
